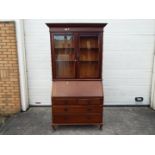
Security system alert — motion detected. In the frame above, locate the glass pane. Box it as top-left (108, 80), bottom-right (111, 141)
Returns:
top-left (79, 35), bottom-right (100, 78)
top-left (54, 35), bottom-right (75, 78)
top-left (79, 62), bottom-right (99, 78)
top-left (54, 35), bottom-right (74, 48)
top-left (54, 35), bottom-right (75, 61)
top-left (80, 35), bottom-right (99, 61)
top-left (56, 61), bottom-right (75, 78)
top-left (80, 36), bottom-right (98, 48)
top-left (79, 48), bottom-right (99, 61)
top-left (56, 48), bottom-right (75, 61)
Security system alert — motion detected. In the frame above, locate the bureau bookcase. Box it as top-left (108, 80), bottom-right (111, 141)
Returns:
top-left (47, 23), bottom-right (107, 129)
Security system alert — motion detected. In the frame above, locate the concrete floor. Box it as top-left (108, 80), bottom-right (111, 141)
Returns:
top-left (0, 107), bottom-right (155, 135)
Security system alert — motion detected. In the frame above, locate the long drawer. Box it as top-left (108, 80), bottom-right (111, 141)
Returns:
top-left (53, 105), bottom-right (103, 114)
top-left (52, 98), bottom-right (103, 105)
top-left (53, 114), bottom-right (102, 124)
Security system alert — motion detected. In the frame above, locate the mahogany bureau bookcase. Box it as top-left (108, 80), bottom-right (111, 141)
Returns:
top-left (47, 23), bottom-right (107, 129)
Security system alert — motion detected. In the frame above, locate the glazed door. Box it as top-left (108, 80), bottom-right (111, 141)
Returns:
top-left (78, 34), bottom-right (101, 79)
top-left (53, 34), bottom-right (76, 79)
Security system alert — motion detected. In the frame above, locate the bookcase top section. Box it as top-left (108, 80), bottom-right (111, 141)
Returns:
top-left (46, 23), bottom-right (107, 28)
top-left (52, 81), bottom-right (103, 97)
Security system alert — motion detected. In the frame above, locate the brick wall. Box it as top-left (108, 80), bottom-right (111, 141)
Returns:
top-left (0, 21), bottom-right (21, 116)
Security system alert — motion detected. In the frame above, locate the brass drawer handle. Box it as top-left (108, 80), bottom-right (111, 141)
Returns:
top-left (64, 28), bottom-right (70, 31)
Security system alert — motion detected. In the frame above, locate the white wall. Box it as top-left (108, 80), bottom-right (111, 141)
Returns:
top-left (104, 20), bottom-right (155, 105)
top-left (24, 19), bottom-right (155, 106)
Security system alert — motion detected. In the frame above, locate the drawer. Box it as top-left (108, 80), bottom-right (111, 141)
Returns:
top-left (52, 99), bottom-right (77, 105)
top-left (53, 114), bottom-right (102, 124)
top-left (52, 98), bottom-right (103, 105)
top-left (78, 98), bottom-right (102, 105)
top-left (52, 105), bottom-right (103, 114)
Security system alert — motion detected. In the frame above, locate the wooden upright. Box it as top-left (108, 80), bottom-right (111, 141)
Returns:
top-left (47, 23), bottom-right (107, 129)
